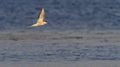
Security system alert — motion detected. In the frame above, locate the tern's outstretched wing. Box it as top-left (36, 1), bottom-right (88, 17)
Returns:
top-left (36, 8), bottom-right (45, 24)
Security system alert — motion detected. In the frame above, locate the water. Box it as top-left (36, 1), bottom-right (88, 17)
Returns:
top-left (0, 44), bottom-right (119, 62)
top-left (0, 0), bottom-right (120, 63)
top-left (0, 0), bottom-right (120, 30)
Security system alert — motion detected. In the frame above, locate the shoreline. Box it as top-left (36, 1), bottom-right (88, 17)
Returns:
top-left (0, 60), bottom-right (119, 67)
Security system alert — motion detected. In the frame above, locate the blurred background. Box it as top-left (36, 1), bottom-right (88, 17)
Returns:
top-left (0, 0), bottom-right (120, 30)
top-left (0, 0), bottom-right (120, 62)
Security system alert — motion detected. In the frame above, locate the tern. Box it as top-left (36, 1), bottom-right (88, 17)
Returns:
top-left (31, 8), bottom-right (47, 27)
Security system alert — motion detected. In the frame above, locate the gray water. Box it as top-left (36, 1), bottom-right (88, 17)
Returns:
top-left (0, 44), bottom-right (120, 62)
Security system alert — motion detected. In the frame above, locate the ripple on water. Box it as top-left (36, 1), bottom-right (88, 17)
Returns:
top-left (0, 44), bottom-right (119, 62)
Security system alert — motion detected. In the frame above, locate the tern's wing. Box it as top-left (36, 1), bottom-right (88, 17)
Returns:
top-left (36, 8), bottom-right (45, 24)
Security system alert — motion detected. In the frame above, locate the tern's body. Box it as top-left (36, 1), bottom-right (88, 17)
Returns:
top-left (31, 8), bottom-right (47, 27)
